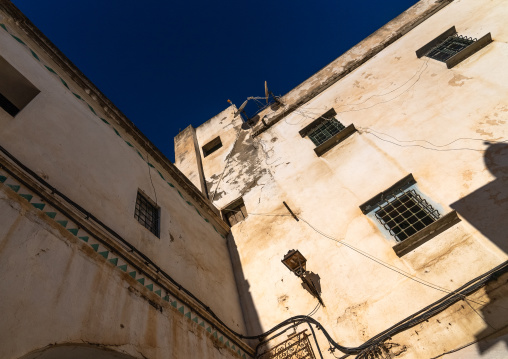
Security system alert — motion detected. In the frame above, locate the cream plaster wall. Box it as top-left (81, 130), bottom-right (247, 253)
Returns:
top-left (0, 187), bottom-right (241, 359)
top-left (177, 0), bottom-right (508, 357)
top-left (0, 9), bottom-right (248, 358)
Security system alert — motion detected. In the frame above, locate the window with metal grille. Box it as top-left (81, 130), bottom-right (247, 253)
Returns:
top-left (416, 26), bottom-right (492, 69)
top-left (426, 34), bottom-right (476, 62)
top-left (222, 198), bottom-right (247, 227)
top-left (375, 189), bottom-right (440, 242)
top-left (134, 191), bottom-right (160, 237)
top-left (308, 118), bottom-right (345, 146)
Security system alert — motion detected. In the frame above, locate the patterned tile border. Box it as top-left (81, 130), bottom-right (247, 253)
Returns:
top-left (0, 168), bottom-right (250, 359)
top-left (0, 22), bottom-right (225, 240)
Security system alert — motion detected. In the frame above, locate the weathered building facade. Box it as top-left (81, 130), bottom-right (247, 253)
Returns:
top-left (0, 2), bottom-right (251, 359)
top-left (175, 0), bottom-right (508, 358)
top-left (2, 0), bottom-right (508, 358)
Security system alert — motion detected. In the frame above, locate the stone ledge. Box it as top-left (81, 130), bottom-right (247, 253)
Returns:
top-left (446, 33), bottom-right (493, 68)
top-left (314, 124), bottom-right (357, 157)
top-left (393, 210), bottom-right (461, 257)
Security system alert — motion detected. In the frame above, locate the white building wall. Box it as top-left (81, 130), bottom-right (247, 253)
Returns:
top-left (176, 0), bottom-right (508, 357)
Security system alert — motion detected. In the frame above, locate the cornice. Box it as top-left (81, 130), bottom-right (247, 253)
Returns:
top-left (0, 0), bottom-right (229, 232)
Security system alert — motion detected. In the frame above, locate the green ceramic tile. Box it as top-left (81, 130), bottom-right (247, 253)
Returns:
top-left (0, 175), bottom-right (6, 183)
top-left (137, 278), bottom-right (145, 285)
top-left (129, 271), bottom-right (136, 278)
top-left (163, 295), bottom-right (170, 302)
top-left (44, 65), bottom-right (57, 74)
top-left (7, 184), bottom-right (20, 192)
top-left (155, 289), bottom-right (161, 297)
top-left (73, 93), bottom-right (82, 100)
top-left (90, 244), bottom-right (99, 252)
top-left (178, 306), bottom-right (184, 314)
top-left (101, 118), bottom-right (110, 125)
top-left (87, 104), bottom-right (97, 115)
top-left (79, 236), bottom-right (89, 242)
top-left (98, 250), bottom-right (109, 259)
top-left (118, 264), bottom-right (127, 272)
top-left (146, 283), bottom-right (153, 291)
top-left (56, 220), bottom-right (68, 228)
top-left (20, 194), bottom-right (33, 201)
top-left (11, 34), bottom-right (26, 45)
top-left (0, 24), bottom-right (7, 31)
top-left (108, 258), bottom-right (118, 266)
top-left (45, 212), bottom-right (57, 219)
top-left (67, 228), bottom-right (79, 235)
top-left (32, 203), bottom-right (46, 210)
top-left (60, 77), bottom-right (69, 89)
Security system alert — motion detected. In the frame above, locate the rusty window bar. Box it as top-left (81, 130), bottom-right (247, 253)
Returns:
top-left (374, 188), bottom-right (440, 242)
top-left (308, 118), bottom-right (345, 146)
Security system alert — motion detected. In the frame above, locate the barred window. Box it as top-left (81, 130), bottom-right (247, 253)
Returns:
top-left (426, 34), bottom-right (476, 62)
top-left (416, 27), bottom-right (492, 69)
top-left (308, 118), bottom-right (345, 146)
top-left (134, 191), bottom-right (160, 237)
top-left (375, 189), bottom-right (440, 242)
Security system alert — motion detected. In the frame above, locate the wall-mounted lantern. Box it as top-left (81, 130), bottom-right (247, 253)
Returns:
top-left (282, 249), bottom-right (307, 277)
top-left (282, 249), bottom-right (324, 306)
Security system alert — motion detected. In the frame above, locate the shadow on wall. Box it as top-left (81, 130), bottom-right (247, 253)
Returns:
top-left (450, 142), bottom-right (508, 353)
top-left (19, 343), bottom-right (138, 359)
top-left (226, 232), bottom-right (263, 346)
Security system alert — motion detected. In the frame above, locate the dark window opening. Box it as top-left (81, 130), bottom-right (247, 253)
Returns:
top-left (308, 118), bottom-right (346, 146)
top-left (134, 191), bottom-right (160, 237)
top-left (202, 136), bottom-right (222, 157)
top-left (0, 55), bottom-right (40, 116)
top-left (222, 198), bottom-right (247, 227)
top-left (375, 189), bottom-right (440, 242)
top-left (426, 34), bottom-right (476, 62)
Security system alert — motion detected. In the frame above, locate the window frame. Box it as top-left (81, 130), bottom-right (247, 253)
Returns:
top-left (360, 174), bottom-right (460, 256)
top-left (298, 108), bottom-right (357, 157)
top-left (222, 197), bottom-right (247, 227)
top-left (202, 136), bottom-right (223, 158)
top-left (134, 190), bottom-right (160, 238)
top-left (0, 55), bottom-right (40, 117)
top-left (416, 26), bottom-right (493, 69)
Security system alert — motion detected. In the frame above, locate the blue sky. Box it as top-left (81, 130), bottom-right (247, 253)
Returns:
top-left (12, 0), bottom-right (418, 161)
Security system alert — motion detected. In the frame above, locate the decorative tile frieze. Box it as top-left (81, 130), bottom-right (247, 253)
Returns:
top-left (0, 22), bottom-right (226, 240)
top-left (0, 168), bottom-right (250, 359)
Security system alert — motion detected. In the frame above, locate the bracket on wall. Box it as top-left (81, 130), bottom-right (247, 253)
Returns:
top-left (282, 249), bottom-right (325, 306)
